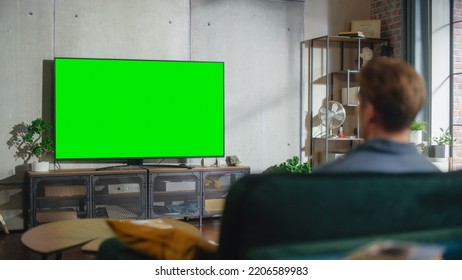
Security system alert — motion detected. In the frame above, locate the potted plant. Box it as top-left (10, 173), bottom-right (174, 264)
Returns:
top-left (264, 156), bottom-right (311, 174)
top-left (22, 118), bottom-right (54, 171)
top-left (429, 128), bottom-right (455, 158)
top-left (409, 120), bottom-right (426, 144)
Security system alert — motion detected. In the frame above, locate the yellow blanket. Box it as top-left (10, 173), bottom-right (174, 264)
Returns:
top-left (107, 219), bottom-right (218, 260)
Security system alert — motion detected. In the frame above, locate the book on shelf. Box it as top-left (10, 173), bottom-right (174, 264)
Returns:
top-left (338, 31), bottom-right (365, 38)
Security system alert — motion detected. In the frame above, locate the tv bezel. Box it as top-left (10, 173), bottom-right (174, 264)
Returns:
top-left (53, 57), bottom-right (225, 165)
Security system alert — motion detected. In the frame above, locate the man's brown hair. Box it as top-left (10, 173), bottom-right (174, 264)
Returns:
top-left (359, 57), bottom-right (425, 132)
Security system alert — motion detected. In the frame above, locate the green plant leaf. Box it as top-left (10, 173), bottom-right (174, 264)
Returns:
top-left (410, 120), bottom-right (427, 132)
top-left (430, 128), bottom-right (455, 146)
top-left (19, 118), bottom-right (54, 161)
top-left (264, 156), bottom-right (311, 174)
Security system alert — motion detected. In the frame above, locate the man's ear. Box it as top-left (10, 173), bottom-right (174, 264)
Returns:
top-left (363, 101), bottom-right (377, 124)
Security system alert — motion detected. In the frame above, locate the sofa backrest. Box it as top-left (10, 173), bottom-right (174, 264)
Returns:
top-left (218, 171), bottom-right (462, 259)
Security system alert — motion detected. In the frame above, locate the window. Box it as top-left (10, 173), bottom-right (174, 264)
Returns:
top-left (451, 0), bottom-right (462, 170)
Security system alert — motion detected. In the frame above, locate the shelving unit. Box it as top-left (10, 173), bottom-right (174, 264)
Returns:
top-left (305, 35), bottom-right (389, 167)
top-left (26, 166), bottom-right (250, 228)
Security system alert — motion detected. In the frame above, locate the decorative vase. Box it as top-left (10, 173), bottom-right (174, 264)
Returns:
top-left (31, 161), bottom-right (49, 172)
top-left (428, 145), bottom-right (448, 158)
top-left (409, 130), bottom-right (422, 144)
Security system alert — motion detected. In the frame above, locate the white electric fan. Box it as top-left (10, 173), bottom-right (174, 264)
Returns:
top-left (318, 101), bottom-right (346, 138)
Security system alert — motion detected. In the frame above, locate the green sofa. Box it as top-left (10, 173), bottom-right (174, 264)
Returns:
top-left (97, 171), bottom-right (462, 259)
top-left (219, 171), bottom-right (462, 259)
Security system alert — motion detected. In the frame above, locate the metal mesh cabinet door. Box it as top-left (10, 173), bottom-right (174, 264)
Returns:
top-left (202, 169), bottom-right (249, 217)
top-left (149, 171), bottom-right (201, 219)
top-left (29, 176), bottom-right (90, 227)
top-left (0, 182), bottom-right (24, 230)
top-left (92, 173), bottom-right (147, 220)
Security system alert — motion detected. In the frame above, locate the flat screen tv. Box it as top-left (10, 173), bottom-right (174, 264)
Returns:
top-left (54, 57), bottom-right (224, 166)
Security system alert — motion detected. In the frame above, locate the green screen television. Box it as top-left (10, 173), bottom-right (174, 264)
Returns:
top-left (54, 57), bottom-right (224, 165)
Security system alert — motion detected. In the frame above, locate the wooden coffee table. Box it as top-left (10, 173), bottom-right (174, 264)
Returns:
top-left (21, 218), bottom-right (198, 259)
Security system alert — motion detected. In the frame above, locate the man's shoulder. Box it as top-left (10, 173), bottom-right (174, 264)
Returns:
top-left (313, 139), bottom-right (440, 173)
top-left (313, 152), bottom-right (366, 173)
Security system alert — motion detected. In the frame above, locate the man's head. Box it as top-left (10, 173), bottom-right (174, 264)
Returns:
top-left (358, 57), bottom-right (426, 140)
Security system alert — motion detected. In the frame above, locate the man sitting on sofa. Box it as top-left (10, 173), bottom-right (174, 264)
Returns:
top-left (315, 57), bottom-right (439, 173)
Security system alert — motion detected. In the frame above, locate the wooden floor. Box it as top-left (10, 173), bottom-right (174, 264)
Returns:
top-left (0, 218), bottom-right (221, 260)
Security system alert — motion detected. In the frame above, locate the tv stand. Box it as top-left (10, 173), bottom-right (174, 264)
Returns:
top-left (26, 166), bottom-right (250, 228)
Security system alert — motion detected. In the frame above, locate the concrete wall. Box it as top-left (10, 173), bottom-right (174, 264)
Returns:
top-left (304, 0), bottom-right (371, 40)
top-left (1, 0), bottom-right (54, 178)
top-left (191, 0), bottom-right (304, 171)
top-left (54, 0), bottom-right (191, 59)
top-left (0, 0), bottom-right (55, 229)
top-left (0, 0), bottom-right (304, 182)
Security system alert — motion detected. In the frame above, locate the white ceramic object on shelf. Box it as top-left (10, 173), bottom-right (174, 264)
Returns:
top-left (31, 162), bottom-right (49, 172)
top-left (409, 130), bottom-right (422, 144)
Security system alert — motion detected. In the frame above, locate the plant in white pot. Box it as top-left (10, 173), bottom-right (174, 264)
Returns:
top-left (22, 118), bottom-right (54, 171)
top-left (429, 128), bottom-right (455, 158)
top-left (409, 120), bottom-right (426, 145)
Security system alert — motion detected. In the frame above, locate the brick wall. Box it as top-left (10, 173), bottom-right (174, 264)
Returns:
top-left (370, 0), bottom-right (402, 57)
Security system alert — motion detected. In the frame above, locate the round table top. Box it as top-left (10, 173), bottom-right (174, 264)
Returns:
top-left (21, 218), bottom-right (199, 255)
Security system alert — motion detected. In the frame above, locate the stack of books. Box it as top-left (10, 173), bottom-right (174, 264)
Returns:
top-left (338, 31), bottom-right (365, 38)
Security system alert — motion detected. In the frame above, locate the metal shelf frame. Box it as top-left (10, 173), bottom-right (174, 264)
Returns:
top-left (305, 35), bottom-right (389, 167)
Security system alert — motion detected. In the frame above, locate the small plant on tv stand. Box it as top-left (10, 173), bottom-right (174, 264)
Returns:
top-left (22, 118), bottom-right (54, 171)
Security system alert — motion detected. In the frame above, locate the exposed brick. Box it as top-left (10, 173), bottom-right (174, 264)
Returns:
top-left (370, 0), bottom-right (401, 56)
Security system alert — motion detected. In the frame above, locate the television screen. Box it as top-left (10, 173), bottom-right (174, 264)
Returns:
top-left (54, 57), bottom-right (224, 161)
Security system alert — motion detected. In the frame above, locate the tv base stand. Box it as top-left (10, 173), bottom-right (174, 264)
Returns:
top-left (95, 163), bottom-right (194, 171)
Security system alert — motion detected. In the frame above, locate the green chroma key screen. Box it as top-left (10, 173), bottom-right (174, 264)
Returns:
top-left (54, 58), bottom-right (224, 160)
